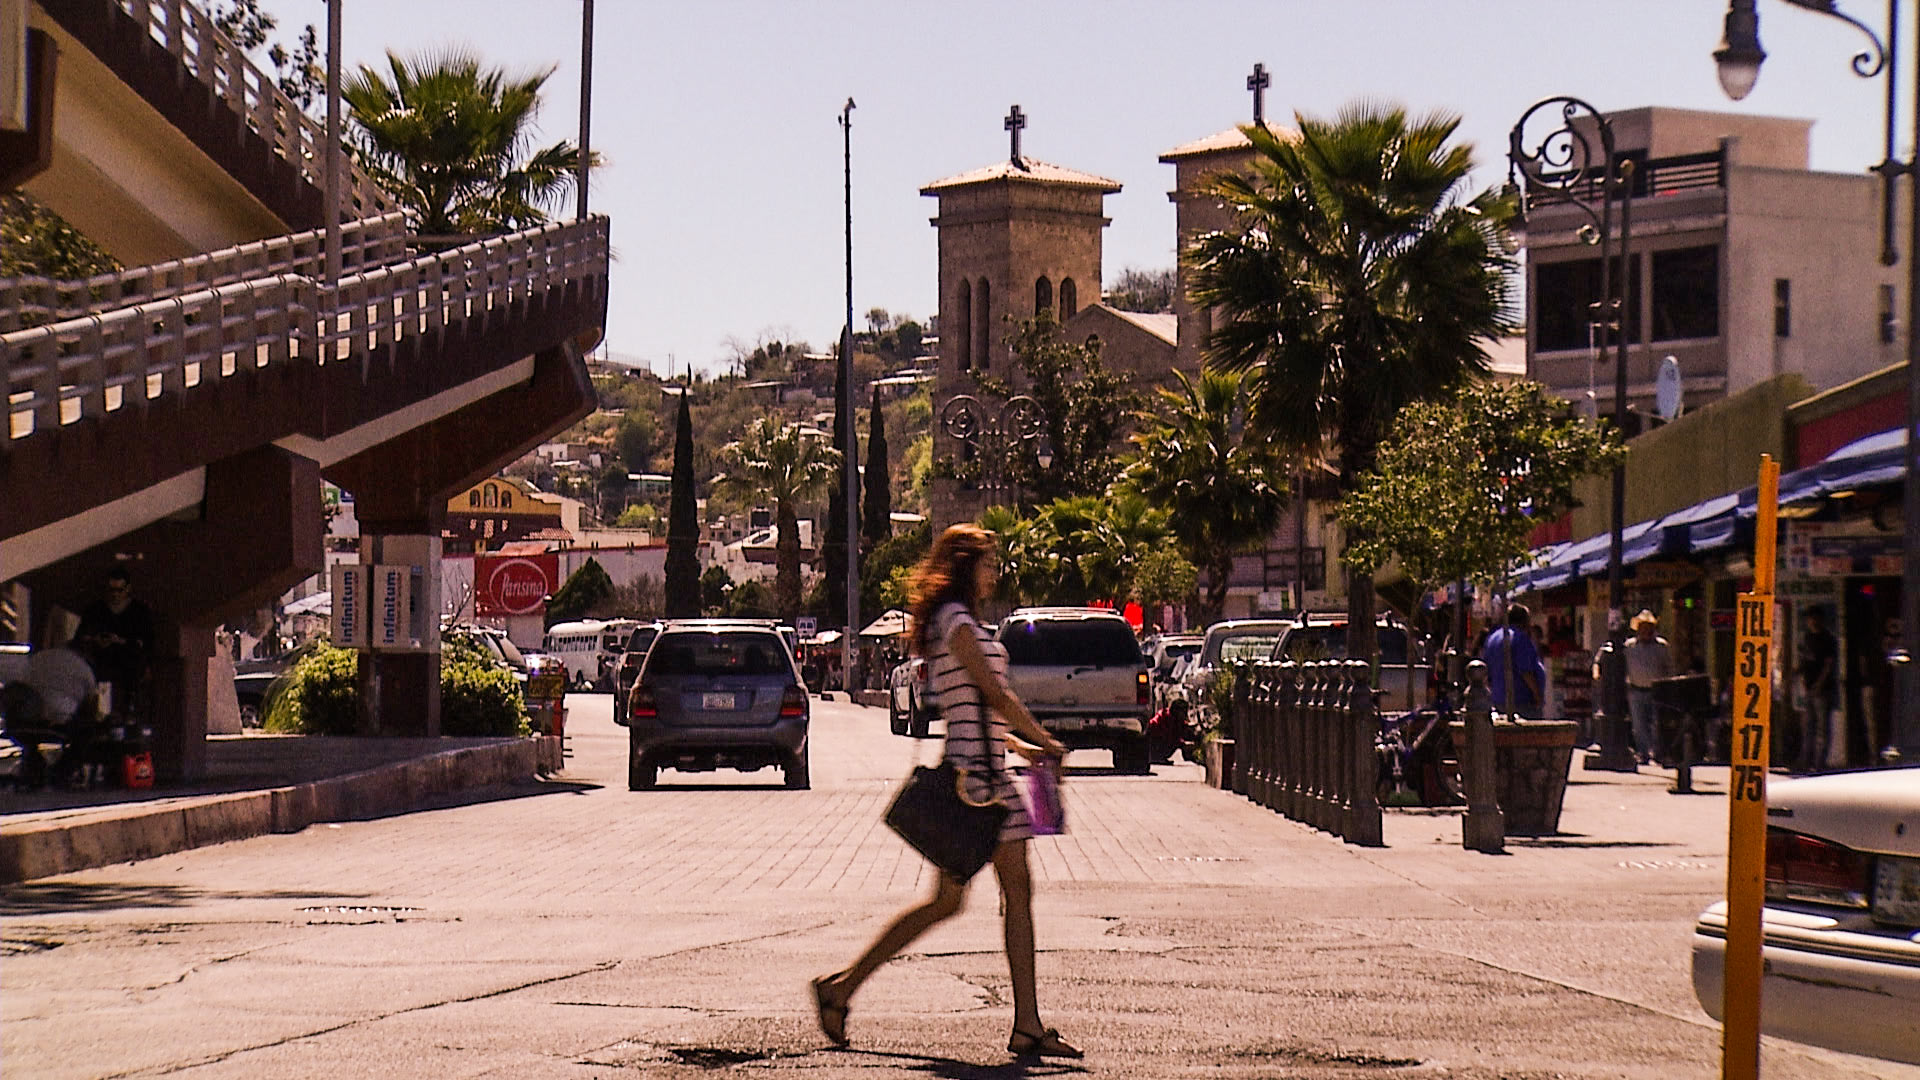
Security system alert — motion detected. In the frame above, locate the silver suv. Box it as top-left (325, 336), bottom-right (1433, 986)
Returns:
top-left (626, 620), bottom-right (809, 790)
top-left (996, 608), bottom-right (1153, 773)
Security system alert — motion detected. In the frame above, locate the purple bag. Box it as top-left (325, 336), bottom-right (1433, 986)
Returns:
top-left (1020, 759), bottom-right (1066, 835)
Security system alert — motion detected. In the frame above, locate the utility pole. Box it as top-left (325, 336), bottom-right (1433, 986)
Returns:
top-left (323, 0), bottom-right (341, 285)
top-left (840, 98), bottom-right (858, 692)
top-left (576, 0), bottom-right (593, 222)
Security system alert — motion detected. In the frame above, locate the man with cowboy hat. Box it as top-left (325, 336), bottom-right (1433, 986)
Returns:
top-left (1616, 610), bottom-right (1674, 764)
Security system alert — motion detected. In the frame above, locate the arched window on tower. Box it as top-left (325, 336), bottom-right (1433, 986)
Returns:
top-left (974, 277), bottom-right (992, 370)
top-left (469, 491), bottom-right (481, 508)
top-left (956, 279), bottom-right (972, 371)
top-left (1034, 276), bottom-right (1052, 317)
top-left (1060, 278), bottom-right (1078, 320)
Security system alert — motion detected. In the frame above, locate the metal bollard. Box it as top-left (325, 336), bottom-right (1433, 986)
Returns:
top-left (1460, 659), bottom-right (1505, 853)
top-left (1346, 658), bottom-right (1382, 846)
top-left (1245, 661), bottom-right (1268, 805)
top-left (1276, 661), bottom-right (1298, 818)
top-left (1303, 662), bottom-right (1327, 830)
top-left (1229, 662), bottom-right (1252, 795)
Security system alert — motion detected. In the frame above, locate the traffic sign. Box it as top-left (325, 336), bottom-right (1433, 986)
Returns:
top-left (795, 616), bottom-right (818, 638)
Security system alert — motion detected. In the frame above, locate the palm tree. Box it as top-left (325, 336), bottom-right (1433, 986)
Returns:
top-left (716, 418), bottom-right (840, 618)
top-left (1120, 369), bottom-right (1290, 623)
top-left (1186, 103), bottom-right (1515, 656)
top-left (982, 496), bottom-right (1167, 608)
top-left (343, 50), bottom-right (586, 236)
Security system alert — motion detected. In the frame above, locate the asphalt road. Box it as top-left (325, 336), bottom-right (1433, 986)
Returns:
top-left (2, 694), bottom-right (1914, 1079)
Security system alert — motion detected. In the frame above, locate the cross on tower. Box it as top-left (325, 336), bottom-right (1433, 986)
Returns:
top-left (1004, 104), bottom-right (1026, 163)
top-left (1247, 62), bottom-right (1270, 126)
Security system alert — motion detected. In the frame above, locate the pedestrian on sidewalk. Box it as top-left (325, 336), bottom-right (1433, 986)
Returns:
top-left (811, 524), bottom-right (1080, 1060)
top-left (1617, 610), bottom-right (1673, 765)
top-left (1481, 603), bottom-right (1546, 719)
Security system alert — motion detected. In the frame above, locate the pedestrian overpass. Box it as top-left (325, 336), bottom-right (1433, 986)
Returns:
top-left (2, 0), bottom-right (611, 781)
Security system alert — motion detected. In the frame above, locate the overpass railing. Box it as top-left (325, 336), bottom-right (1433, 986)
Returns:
top-left (2, 216), bottom-right (609, 442)
top-left (0, 213), bottom-right (410, 332)
top-left (119, 0), bottom-right (394, 219)
top-left (1231, 659), bottom-right (1384, 846)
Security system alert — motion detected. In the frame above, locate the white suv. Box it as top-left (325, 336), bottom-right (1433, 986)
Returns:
top-left (996, 608), bottom-right (1153, 773)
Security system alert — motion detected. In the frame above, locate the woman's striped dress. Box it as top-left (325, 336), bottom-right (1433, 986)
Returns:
top-left (927, 601), bottom-right (1031, 844)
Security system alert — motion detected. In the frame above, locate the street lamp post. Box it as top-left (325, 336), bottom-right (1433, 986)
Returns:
top-left (839, 98), bottom-right (858, 692)
top-left (1509, 96), bottom-right (1640, 771)
top-left (938, 394), bottom-right (1053, 501)
top-left (1715, 0), bottom-right (1918, 763)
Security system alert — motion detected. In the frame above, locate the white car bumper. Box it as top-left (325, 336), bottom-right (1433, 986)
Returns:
top-left (1692, 901), bottom-right (1920, 1064)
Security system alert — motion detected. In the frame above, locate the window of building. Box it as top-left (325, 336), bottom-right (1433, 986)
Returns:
top-left (1773, 278), bottom-right (1790, 338)
top-left (500, 489), bottom-right (513, 509)
top-left (956, 279), bottom-right (972, 371)
top-left (1880, 283), bottom-right (1897, 344)
top-left (1650, 246), bottom-right (1719, 341)
top-left (974, 277), bottom-right (992, 370)
top-left (1034, 276), bottom-right (1052, 317)
top-left (1534, 256), bottom-right (1641, 351)
top-left (469, 491), bottom-right (481, 507)
top-left (1059, 278), bottom-right (1077, 319)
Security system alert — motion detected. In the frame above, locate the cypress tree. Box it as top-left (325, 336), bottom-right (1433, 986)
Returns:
top-left (821, 337), bottom-right (851, 628)
top-left (664, 384), bottom-right (701, 618)
top-left (862, 384), bottom-right (890, 547)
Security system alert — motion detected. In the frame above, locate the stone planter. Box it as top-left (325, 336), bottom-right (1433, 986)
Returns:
top-left (1204, 738), bottom-right (1235, 790)
top-left (1449, 719), bottom-right (1578, 835)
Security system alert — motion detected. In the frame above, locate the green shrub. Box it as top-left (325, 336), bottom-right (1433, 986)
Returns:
top-left (264, 642), bottom-right (360, 735)
top-left (441, 658), bottom-right (529, 737)
top-left (263, 637), bottom-right (527, 737)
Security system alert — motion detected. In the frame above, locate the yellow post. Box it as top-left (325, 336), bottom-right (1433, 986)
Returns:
top-left (1723, 454), bottom-right (1779, 1080)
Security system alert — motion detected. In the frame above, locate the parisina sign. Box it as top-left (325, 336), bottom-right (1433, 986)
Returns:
top-left (476, 554), bottom-right (559, 616)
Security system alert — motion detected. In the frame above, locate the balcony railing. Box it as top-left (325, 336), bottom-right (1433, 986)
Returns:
top-left (0, 212), bottom-right (409, 332)
top-left (1527, 150), bottom-right (1726, 209)
top-left (3, 216), bottom-right (609, 442)
top-left (120, 0), bottom-right (394, 219)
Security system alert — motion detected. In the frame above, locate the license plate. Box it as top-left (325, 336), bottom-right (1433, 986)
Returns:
top-left (701, 692), bottom-right (737, 711)
top-left (1873, 855), bottom-right (1920, 926)
top-left (1051, 718), bottom-right (1084, 731)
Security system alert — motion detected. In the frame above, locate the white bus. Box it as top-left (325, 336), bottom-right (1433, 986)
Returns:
top-left (542, 618), bottom-right (638, 689)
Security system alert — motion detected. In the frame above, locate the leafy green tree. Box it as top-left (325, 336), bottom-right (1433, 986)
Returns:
top-left (1120, 369), bottom-right (1290, 623)
top-left (1105, 266), bottom-right (1176, 314)
top-left (716, 417), bottom-right (840, 619)
top-left (0, 193), bottom-right (120, 281)
top-left (700, 565), bottom-right (734, 614)
top-left (1340, 379), bottom-right (1623, 595)
top-left (343, 51), bottom-right (588, 235)
top-left (982, 495), bottom-right (1167, 607)
top-left (664, 389), bottom-right (701, 618)
top-left (726, 579), bottom-right (776, 619)
top-left (614, 410), bottom-right (661, 474)
top-left (860, 520), bottom-right (929, 619)
top-left (546, 559), bottom-right (614, 627)
top-left (1132, 548), bottom-right (1200, 615)
top-left (975, 314), bottom-right (1143, 505)
top-left (613, 503), bottom-right (660, 531)
top-left (1188, 103), bottom-right (1515, 659)
top-left (210, 0), bottom-right (324, 108)
top-left (862, 384), bottom-right (891, 549)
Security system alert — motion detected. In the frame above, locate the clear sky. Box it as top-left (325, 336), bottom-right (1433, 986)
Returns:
top-left (261, 0), bottom-right (1893, 376)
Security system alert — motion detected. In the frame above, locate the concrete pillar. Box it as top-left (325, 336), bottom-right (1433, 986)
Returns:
top-left (148, 624), bottom-right (215, 783)
top-left (354, 524), bottom-right (443, 736)
top-left (1461, 660), bottom-right (1506, 854)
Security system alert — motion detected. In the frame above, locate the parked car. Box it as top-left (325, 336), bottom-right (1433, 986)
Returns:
top-left (887, 657), bottom-right (932, 738)
top-left (626, 620), bottom-right (810, 790)
top-left (1143, 633), bottom-right (1203, 710)
top-left (231, 661), bottom-right (285, 729)
top-left (1269, 615), bottom-right (1433, 713)
top-left (446, 625), bottom-right (531, 689)
top-left (1177, 619), bottom-right (1293, 737)
top-left (611, 622), bottom-right (665, 724)
top-left (996, 608), bottom-right (1153, 773)
top-left (1690, 766), bottom-right (1920, 1064)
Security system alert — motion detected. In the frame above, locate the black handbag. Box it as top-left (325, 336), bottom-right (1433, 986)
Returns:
top-left (884, 758), bottom-right (1007, 883)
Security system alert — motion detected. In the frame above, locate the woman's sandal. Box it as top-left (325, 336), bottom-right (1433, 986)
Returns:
top-left (1008, 1026), bottom-right (1083, 1059)
top-left (810, 976), bottom-right (849, 1047)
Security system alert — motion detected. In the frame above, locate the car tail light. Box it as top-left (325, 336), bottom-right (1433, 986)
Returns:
top-left (1136, 670), bottom-right (1151, 706)
top-left (780, 686), bottom-right (807, 718)
top-left (1766, 827), bottom-right (1871, 908)
top-left (629, 687), bottom-right (658, 722)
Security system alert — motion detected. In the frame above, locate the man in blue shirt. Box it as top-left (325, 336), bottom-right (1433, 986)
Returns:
top-left (1482, 603), bottom-right (1547, 718)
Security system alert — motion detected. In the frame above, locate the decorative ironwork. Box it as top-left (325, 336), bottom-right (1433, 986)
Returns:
top-left (1508, 96), bottom-right (1616, 240)
top-left (938, 394), bottom-right (1049, 491)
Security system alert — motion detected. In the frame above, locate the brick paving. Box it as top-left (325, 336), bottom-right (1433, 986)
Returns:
top-left (1, 695), bottom-right (1913, 1079)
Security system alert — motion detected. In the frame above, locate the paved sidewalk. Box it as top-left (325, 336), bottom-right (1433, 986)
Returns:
top-left (0, 733), bottom-right (563, 883)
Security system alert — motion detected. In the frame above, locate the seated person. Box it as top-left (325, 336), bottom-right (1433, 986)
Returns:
top-left (3, 642), bottom-right (99, 787)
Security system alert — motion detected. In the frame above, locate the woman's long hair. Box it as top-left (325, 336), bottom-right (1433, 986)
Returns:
top-left (908, 524), bottom-right (996, 656)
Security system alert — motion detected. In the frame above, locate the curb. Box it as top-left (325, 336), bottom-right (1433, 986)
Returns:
top-left (0, 735), bottom-right (564, 884)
